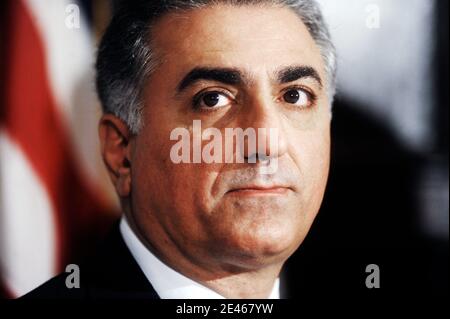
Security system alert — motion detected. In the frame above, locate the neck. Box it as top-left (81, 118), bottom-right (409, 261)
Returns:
top-left (125, 213), bottom-right (283, 299)
top-left (203, 264), bottom-right (282, 299)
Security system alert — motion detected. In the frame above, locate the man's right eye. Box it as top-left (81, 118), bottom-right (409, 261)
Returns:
top-left (193, 91), bottom-right (233, 110)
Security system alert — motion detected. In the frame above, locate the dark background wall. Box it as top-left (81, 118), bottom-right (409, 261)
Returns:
top-left (284, 0), bottom-right (448, 296)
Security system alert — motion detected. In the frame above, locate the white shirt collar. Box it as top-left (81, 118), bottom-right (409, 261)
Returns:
top-left (119, 216), bottom-right (280, 299)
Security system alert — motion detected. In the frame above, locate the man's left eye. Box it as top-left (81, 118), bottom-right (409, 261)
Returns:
top-left (282, 89), bottom-right (313, 108)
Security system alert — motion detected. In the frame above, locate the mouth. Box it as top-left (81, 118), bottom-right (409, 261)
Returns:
top-left (226, 185), bottom-right (292, 196)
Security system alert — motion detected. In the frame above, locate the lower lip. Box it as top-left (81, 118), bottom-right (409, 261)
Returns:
top-left (227, 187), bottom-right (290, 196)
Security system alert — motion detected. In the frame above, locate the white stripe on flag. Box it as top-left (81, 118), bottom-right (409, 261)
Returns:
top-left (0, 130), bottom-right (57, 297)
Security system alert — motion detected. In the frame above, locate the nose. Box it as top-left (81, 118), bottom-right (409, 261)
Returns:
top-left (239, 96), bottom-right (288, 162)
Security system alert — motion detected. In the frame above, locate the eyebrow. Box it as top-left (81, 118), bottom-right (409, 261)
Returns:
top-left (276, 66), bottom-right (322, 87)
top-left (177, 67), bottom-right (243, 92)
top-left (176, 65), bottom-right (322, 93)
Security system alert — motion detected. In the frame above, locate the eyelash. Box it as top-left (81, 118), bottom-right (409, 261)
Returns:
top-left (192, 88), bottom-right (234, 111)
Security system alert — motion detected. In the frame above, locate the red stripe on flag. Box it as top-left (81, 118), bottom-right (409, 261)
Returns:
top-left (1, 0), bottom-right (115, 286)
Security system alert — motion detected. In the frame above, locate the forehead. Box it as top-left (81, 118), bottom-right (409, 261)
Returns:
top-left (151, 4), bottom-right (325, 78)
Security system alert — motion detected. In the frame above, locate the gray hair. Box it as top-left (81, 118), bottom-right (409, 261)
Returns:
top-left (96, 0), bottom-right (336, 134)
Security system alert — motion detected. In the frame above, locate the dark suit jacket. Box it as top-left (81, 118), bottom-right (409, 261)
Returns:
top-left (23, 223), bottom-right (292, 299)
top-left (23, 224), bottom-right (160, 299)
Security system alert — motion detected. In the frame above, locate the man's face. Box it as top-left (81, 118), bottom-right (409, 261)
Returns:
top-left (130, 4), bottom-right (330, 271)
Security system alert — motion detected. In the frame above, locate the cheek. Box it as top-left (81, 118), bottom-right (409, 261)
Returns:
top-left (167, 163), bottom-right (220, 212)
top-left (288, 120), bottom-right (330, 196)
top-left (155, 162), bottom-right (225, 246)
top-left (135, 154), bottom-right (222, 226)
top-left (132, 109), bottom-right (224, 226)
top-left (297, 133), bottom-right (330, 206)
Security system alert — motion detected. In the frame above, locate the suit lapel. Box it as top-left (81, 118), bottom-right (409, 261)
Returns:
top-left (84, 222), bottom-right (160, 299)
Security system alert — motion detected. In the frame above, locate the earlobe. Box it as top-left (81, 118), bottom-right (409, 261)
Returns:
top-left (98, 114), bottom-right (132, 197)
top-left (116, 167), bottom-right (131, 197)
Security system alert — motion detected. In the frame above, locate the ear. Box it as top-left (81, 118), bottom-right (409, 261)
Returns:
top-left (98, 114), bottom-right (132, 198)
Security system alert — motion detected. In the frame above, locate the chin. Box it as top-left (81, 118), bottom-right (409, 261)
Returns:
top-left (208, 199), bottom-right (311, 266)
top-left (218, 224), bottom-right (301, 268)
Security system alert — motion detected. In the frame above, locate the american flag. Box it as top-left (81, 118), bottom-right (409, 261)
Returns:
top-left (0, 0), bottom-right (118, 298)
